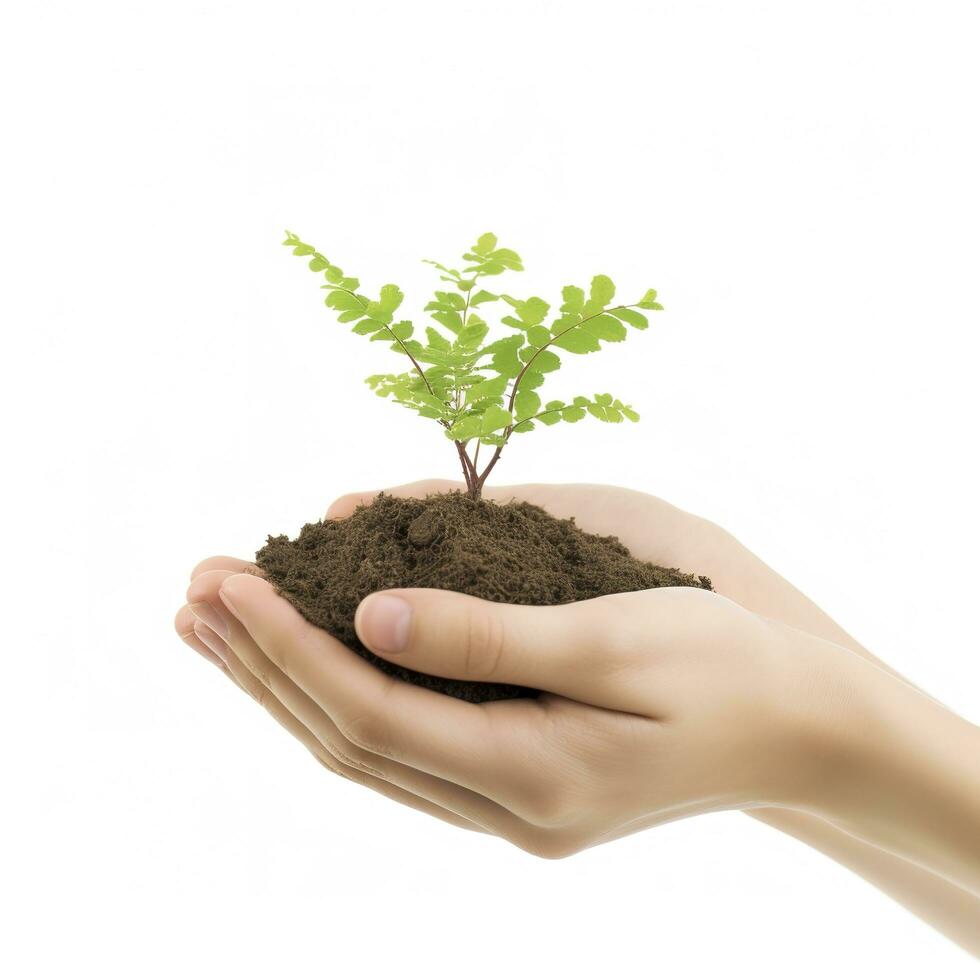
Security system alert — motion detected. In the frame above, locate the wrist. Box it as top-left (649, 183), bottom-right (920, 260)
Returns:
top-left (789, 637), bottom-right (980, 893)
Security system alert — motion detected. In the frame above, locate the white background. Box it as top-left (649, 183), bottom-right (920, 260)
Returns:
top-left (3, 1), bottom-right (979, 976)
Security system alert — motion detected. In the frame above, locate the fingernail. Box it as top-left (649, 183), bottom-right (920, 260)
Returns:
top-left (190, 601), bottom-right (229, 640)
top-left (358, 594), bottom-right (412, 654)
top-left (193, 619), bottom-right (230, 664)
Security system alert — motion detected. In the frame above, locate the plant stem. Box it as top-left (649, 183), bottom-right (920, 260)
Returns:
top-left (473, 444), bottom-right (503, 495)
top-left (454, 440), bottom-right (477, 494)
top-left (456, 278), bottom-right (484, 498)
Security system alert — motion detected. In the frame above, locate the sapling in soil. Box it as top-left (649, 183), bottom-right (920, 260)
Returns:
top-left (256, 232), bottom-right (711, 702)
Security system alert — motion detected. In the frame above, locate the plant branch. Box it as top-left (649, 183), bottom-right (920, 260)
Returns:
top-left (506, 303), bottom-right (631, 412)
top-left (471, 303), bottom-right (642, 495)
top-left (471, 305), bottom-right (633, 494)
top-left (335, 285), bottom-right (436, 396)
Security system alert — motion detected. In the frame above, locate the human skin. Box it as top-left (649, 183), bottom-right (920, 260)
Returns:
top-left (174, 480), bottom-right (980, 955)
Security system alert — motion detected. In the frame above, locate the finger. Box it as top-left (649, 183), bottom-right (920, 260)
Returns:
top-left (354, 587), bottom-right (650, 711)
top-left (174, 604), bottom-right (228, 670)
top-left (325, 479), bottom-right (464, 519)
top-left (323, 478), bottom-right (561, 519)
top-left (322, 480), bottom-right (710, 574)
top-left (217, 572), bottom-right (532, 808)
top-left (187, 572), bottom-right (513, 835)
top-left (190, 555), bottom-right (264, 582)
top-left (194, 618), bottom-right (486, 834)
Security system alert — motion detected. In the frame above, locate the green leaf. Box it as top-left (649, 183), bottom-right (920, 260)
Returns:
top-left (473, 232), bottom-right (498, 256)
top-left (587, 400), bottom-right (623, 422)
top-left (561, 285), bottom-right (585, 314)
top-left (515, 370), bottom-right (545, 390)
top-left (379, 284), bottom-right (404, 314)
top-left (581, 314), bottom-right (627, 342)
top-left (492, 248), bottom-right (523, 271)
top-left (609, 307), bottom-right (649, 329)
top-left (512, 420), bottom-right (535, 433)
top-left (458, 320), bottom-right (489, 349)
top-left (470, 290), bottom-right (498, 306)
top-left (449, 404), bottom-right (513, 440)
top-left (620, 405), bottom-right (640, 422)
top-left (426, 327), bottom-right (451, 350)
top-left (549, 313), bottom-right (582, 336)
top-left (595, 392), bottom-right (613, 406)
top-left (427, 291), bottom-right (465, 311)
top-left (430, 310), bottom-right (463, 334)
top-left (514, 389), bottom-right (541, 420)
top-left (351, 319), bottom-right (381, 335)
top-left (482, 335), bottom-right (524, 376)
top-left (415, 347), bottom-right (451, 366)
top-left (589, 274), bottom-right (616, 307)
top-left (534, 349), bottom-right (561, 372)
top-left (526, 325), bottom-right (551, 347)
top-left (465, 374), bottom-right (509, 404)
top-left (519, 296), bottom-right (550, 326)
top-left (480, 405), bottom-right (513, 435)
top-left (636, 289), bottom-right (663, 311)
top-left (461, 234), bottom-right (524, 277)
top-left (561, 406), bottom-right (586, 422)
top-left (501, 294), bottom-right (549, 327)
top-left (551, 329), bottom-right (601, 354)
top-left (389, 320), bottom-right (414, 341)
top-left (365, 300), bottom-right (393, 324)
top-left (413, 391), bottom-right (448, 412)
top-left (308, 254), bottom-right (329, 272)
top-left (422, 258), bottom-right (459, 278)
top-left (325, 290), bottom-right (363, 312)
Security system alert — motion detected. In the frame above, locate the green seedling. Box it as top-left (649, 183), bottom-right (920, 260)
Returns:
top-left (283, 230), bottom-right (664, 498)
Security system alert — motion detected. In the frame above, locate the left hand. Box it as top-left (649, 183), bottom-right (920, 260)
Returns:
top-left (177, 560), bottom-right (866, 858)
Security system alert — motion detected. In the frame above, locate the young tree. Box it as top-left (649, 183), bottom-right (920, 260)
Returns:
top-left (283, 231), bottom-right (664, 498)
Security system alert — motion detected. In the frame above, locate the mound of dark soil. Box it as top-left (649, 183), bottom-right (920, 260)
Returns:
top-left (256, 492), bottom-right (711, 703)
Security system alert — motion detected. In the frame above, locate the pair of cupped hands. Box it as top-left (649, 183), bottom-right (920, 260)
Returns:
top-left (174, 480), bottom-right (912, 859)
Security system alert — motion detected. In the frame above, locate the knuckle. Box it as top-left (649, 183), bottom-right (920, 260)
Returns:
top-left (174, 607), bottom-right (192, 636)
top-left (524, 789), bottom-right (574, 829)
top-left (326, 493), bottom-right (363, 519)
top-left (513, 829), bottom-right (580, 861)
top-left (312, 752), bottom-right (350, 780)
top-left (324, 737), bottom-right (387, 778)
top-left (189, 557), bottom-right (219, 581)
top-left (338, 712), bottom-right (390, 756)
top-left (462, 607), bottom-right (508, 680)
top-left (508, 775), bottom-right (576, 828)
